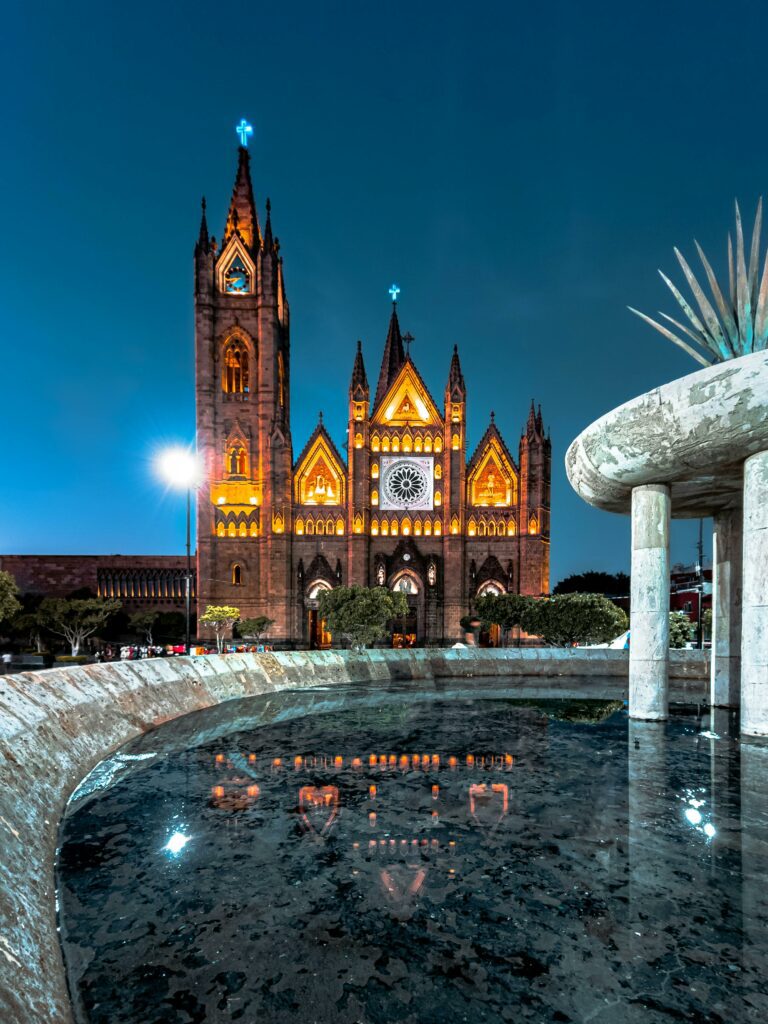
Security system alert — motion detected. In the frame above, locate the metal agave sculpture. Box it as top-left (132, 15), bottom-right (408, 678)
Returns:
top-left (629, 199), bottom-right (768, 366)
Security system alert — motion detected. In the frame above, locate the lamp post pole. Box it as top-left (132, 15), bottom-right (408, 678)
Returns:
top-left (185, 486), bottom-right (192, 655)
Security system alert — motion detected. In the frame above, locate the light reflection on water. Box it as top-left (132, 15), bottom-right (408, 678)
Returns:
top-left (57, 692), bottom-right (768, 1024)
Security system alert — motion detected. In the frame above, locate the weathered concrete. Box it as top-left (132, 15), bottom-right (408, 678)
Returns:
top-left (741, 451), bottom-right (768, 736)
top-left (712, 508), bottom-right (742, 707)
top-left (565, 351), bottom-right (768, 518)
top-left (629, 484), bottom-right (671, 720)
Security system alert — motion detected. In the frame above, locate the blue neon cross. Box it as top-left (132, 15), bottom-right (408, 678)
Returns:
top-left (236, 120), bottom-right (254, 146)
top-left (389, 283), bottom-right (400, 302)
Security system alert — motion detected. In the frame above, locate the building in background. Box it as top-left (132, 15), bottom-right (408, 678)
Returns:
top-left (194, 144), bottom-right (552, 646)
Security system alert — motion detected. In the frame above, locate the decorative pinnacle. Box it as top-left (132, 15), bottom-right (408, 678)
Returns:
top-left (318, 410), bottom-right (324, 424)
top-left (490, 410), bottom-right (495, 423)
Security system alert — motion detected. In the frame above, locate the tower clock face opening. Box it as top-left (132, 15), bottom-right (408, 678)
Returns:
top-left (380, 456), bottom-right (434, 511)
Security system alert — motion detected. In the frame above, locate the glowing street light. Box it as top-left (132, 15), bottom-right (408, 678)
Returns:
top-left (157, 446), bottom-right (203, 654)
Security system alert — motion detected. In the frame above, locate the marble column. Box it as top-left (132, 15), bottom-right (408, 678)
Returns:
top-left (740, 740), bottom-right (768, 977)
top-left (711, 508), bottom-right (742, 707)
top-left (629, 484), bottom-right (671, 720)
top-left (741, 451), bottom-right (768, 736)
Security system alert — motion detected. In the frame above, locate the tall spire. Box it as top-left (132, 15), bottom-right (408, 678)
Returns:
top-left (536, 403), bottom-right (544, 435)
top-left (263, 196), bottom-right (273, 248)
top-left (447, 344), bottom-right (465, 391)
top-left (196, 196), bottom-right (209, 254)
top-left (350, 339), bottom-right (368, 395)
top-left (224, 146), bottom-right (260, 250)
top-left (374, 304), bottom-right (406, 409)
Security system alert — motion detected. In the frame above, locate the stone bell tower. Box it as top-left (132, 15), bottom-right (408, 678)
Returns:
top-left (194, 130), bottom-right (292, 639)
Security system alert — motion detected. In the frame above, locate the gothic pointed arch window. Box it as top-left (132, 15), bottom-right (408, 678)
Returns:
top-left (227, 442), bottom-right (248, 477)
top-left (239, 522), bottom-right (247, 537)
top-left (497, 521), bottom-right (506, 536)
top-left (317, 520), bottom-right (325, 536)
top-left (414, 436), bottom-right (423, 453)
top-left (217, 522), bottom-right (225, 537)
top-left (529, 515), bottom-right (539, 535)
top-left (250, 521), bottom-right (258, 537)
top-left (402, 516), bottom-right (412, 536)
top-left (434, 436), bottom-right (443, 453)
top-left (223, 340), bottom-right (250, 394)
top-left (371, 518), bottom-right (379, 536)
top-left (306, 519), bottom-right (315, 535)
top-left (295, 517), bottom-right (305, 535)
top-left (232, 564), bottom-right (243, 586)
top-left (468, 517), bottom-right (477, 537)
top-left (424, 520), bottom-right (432, 536)
top-left (228, 522), bottom-right (236, 537)
top-left (434, 520), bottom-right (442, 536)
top-left (335, 517), bottom-right (344, 535)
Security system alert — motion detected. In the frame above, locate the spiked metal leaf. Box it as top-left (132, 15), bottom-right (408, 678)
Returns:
top-left (630, 199), bottom-right (768, 364)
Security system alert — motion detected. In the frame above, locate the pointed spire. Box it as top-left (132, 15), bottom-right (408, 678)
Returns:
top-left (196, 196), bottom-right (209, 253)
top-left (490, 410), bottom-right (495, 424)
top-left (447, 343), bottom-right (465, 391)
top-left (224, 146), bottom-right (260, 249)
top-left (318, 410), bottom-right (323, 425)
top-left (536, 403), bottom-right (544, 434)
top-left (263, 196), bottom-right (273, 248)
top-left (350, 339), bottom-right (368, 395)
top-left (525, 400), bottom-right (537, 439)
top-left (373, 305), bottom-right (406, 409)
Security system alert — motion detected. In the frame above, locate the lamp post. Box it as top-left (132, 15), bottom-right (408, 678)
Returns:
top-left (158, 447), bottom-right (202, 655)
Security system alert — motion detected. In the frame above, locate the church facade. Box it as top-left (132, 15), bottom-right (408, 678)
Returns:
top-left (194, 145), bottom-right (551, 647)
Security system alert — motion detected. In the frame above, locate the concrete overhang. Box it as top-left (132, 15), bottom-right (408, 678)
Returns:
top-left (565, 351), bottom-right (768, 518)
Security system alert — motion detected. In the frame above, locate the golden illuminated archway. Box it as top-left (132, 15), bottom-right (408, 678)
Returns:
top-left (294, 431), bottom-right (346, 506)
top-left (467, 437), bottom-right (517, 507)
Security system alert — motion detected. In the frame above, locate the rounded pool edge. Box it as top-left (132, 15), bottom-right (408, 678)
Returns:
top-left (0, 648), bottom-right (708, 1024)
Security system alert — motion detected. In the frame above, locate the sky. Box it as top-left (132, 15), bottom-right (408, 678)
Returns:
top-left (3, 0), bottom-right (766, 582)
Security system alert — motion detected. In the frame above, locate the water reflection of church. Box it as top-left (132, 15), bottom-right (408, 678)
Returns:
top-left (195, 142), bottom-right (551, 648)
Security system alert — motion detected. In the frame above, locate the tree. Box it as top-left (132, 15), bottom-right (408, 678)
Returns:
top-left (199, 605), bottom-right (240, 653)
top-left (474, 593), bottom-right (533, 647)
top-left (0, 571), bottom-right (21, 627)
top-left (237, 616), bottom-right (275, 642)
top-left (317, 586), bottom-right (409, 651)
top-left (39, 597), bottom-right (122, 656)
top-left (669, 610), bottom-right (695, 649)
top-left (702, 608), bottom-right (712, 642)
top-left (521, 593), bottom-right (628, 647)
top-left (554, 571), bottom-right (630, 596)
top-left (129, 610), bottom-right (159, 645)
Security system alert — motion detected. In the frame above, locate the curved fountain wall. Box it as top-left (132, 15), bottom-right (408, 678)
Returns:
top-left (0, 648), bottom-right (707, 1023)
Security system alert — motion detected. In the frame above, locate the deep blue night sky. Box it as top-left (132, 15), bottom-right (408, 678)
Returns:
top-left (3, 0), bottom-right (766, 581)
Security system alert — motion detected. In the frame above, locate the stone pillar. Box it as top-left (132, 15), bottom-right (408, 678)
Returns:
top-left (629, 484), bottom-right (671, 720)
top-left (711, 508), bottom-right (742, 707)
top-left (740, 740), bottom-right (768, 976)
top-left (741, 451), bottom-right (768, 736)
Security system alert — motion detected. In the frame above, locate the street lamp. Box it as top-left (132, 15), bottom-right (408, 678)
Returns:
top-left (158, 447), bottom-right (202, 655)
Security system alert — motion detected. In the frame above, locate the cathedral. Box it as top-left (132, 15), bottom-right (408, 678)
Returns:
top-left (195, 142), bottom-right (551, 648)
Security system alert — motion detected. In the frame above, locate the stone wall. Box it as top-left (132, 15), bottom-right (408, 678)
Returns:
top-left (0, 648), bottom-right (707, 1023)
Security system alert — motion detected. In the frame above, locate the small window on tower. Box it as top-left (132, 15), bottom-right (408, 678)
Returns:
top-left (223, 342), bottom-right (249, 394)
top-left (224, 255), bottom-right (251, 294)
top-left (232, 564), bottom-right (243, 586)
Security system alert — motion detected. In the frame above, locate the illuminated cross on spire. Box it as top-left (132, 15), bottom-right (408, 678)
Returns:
top-left (236, 119), bottom-right (254, 147)
top-left (389, 283), bottom-right (401, 303)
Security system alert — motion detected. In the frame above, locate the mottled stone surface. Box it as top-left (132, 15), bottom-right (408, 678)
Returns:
top-left (741, 452), bottom-right (768, 735)
top-left (0, 649), bottom-right (708, 1023)
top-left (629, 486), bottom-right (670, 720)
top-left (565, 351), bottom-right (768, 517)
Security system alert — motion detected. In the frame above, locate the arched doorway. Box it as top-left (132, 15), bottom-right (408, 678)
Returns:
top-left (306, 581), bottom-right (333, 650)
top-left (391, 571), bottom-right (421, 648)
top-left (476, 581), bottom-right (505, 647)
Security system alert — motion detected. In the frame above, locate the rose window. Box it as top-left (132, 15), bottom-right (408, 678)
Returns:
top-left (383, 461), bottom-right (429, 506)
